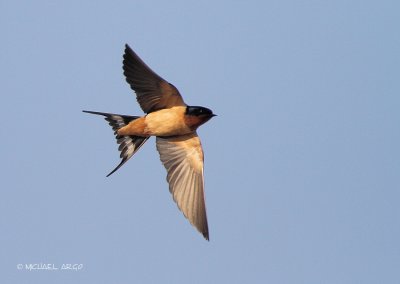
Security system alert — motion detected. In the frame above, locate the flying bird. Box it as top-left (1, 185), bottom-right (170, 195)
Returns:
top-left (83, 44), bottom-right (215, 240)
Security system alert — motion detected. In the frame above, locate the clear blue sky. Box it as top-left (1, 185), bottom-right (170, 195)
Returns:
top-left (1, 0), bottom-right (399, 283)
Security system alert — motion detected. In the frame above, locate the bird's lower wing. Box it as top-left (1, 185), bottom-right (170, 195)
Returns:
top-left (156, 132), bottom-right (209, 240)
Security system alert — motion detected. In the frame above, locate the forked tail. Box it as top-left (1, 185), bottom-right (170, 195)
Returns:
top-left (83, 110), bottom-right (149, 176)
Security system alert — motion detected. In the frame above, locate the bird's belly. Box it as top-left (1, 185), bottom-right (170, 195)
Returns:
top-left (145, 108), bottom-right (191, 136)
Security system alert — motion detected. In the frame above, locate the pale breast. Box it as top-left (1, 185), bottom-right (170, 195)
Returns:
top-left (145, 106), bottom-right (192, 136)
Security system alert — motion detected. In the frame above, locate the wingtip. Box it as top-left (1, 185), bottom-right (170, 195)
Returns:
top-left (124, 43), bottom-right (132, 53)
top-left (203, 227), bottom-right (210, 241)
top-left (123, 44), bottom-right (132, 64)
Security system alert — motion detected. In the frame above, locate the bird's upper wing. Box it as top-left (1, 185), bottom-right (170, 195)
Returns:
top-left (156, 132), bottom-right (209, 240)
top-left (123, 44), bottom-right (186, 113)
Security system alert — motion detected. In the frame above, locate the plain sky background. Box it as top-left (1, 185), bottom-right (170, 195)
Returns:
top-left (1, 0), bottom-right (399, 283)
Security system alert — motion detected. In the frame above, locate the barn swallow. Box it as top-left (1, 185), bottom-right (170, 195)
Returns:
top-left (83, 44), bottom-right (215, 240)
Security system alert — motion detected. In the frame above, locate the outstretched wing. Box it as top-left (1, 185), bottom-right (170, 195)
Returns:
top-left (156, 132), bottom-right (209, 240)
top-left (123, 44), bottom-right (186, 113)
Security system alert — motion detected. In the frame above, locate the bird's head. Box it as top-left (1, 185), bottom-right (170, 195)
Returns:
top-left (185, 106), bottom-right (216, 130)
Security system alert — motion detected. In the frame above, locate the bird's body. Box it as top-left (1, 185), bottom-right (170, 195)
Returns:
top-left (118, 106), bottom-right (191, 137)
top-left (83, 44), bottom-right (215, 240)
